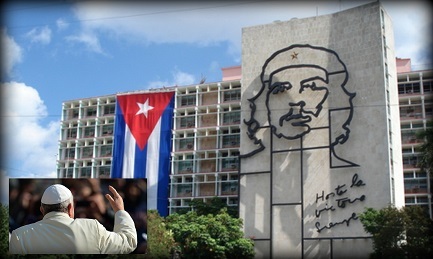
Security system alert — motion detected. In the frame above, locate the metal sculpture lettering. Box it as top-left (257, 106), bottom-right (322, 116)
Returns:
top-left (315, 173), bottom-right (366, 233)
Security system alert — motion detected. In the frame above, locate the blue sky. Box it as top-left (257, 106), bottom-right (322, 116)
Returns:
top-left (1, 1), bottom-right (432, 203)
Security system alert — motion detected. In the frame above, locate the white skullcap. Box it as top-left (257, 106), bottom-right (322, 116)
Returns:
top-left (41, 184), bottom-right (73, 205)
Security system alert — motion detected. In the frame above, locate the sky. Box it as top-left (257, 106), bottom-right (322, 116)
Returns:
top-left (0, 0), bottom-right (432, 204)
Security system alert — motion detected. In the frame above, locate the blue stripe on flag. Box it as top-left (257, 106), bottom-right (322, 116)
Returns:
top-left (111, 102), bottom-right (125, 178)
top-left (134, 145), bottom-right (147, 178)
top-left (156, 97), bottom-right (174, 216)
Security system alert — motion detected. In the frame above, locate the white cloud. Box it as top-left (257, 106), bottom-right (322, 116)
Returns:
top-left (65, 31), bottom-right (106, 55)
top-left (2, 81), bottom-right (59, 178)
top-left (56, 18), bottom-right (70, 30)
top-left (383, 1), bottom-right (432, 68)
top-left (26, 26), bottom-right (52, 45)
top-left (68, 1), bottom-right (431, 66)
top-left (147, 68), bottom-right (196, 88)
top-left (1, 28), bottom-right (23, 78)
top-left (173, 69), bottom-right (196, 86)
top-left (69, 1), bottom-right (353, 60)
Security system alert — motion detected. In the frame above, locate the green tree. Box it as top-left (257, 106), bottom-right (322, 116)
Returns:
top-left (403, 206), bottom-right (433, 258)
top-left (416, 121), bottom-right (433, 176)
top-left (165, 208), bottom-right (254, 259)
top-left (359, 206), bottom-right (406, 258)
top-left (359, 206), bottom-right (433, 259)
top-left (145, 210), bottom-right (177, 259)
top-left (184, 197), bottom-right (238, 218)
top-left (1, 203), bottom-right (9, 255)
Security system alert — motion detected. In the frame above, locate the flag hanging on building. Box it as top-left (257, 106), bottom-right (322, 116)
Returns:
top-left (112, 92), bottom-right (175, 216)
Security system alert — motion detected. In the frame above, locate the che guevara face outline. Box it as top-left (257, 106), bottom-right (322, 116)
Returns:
top-left (265, 65), bottom-right (330, 139)
top-left (242, 44), bottom-right (356, 161)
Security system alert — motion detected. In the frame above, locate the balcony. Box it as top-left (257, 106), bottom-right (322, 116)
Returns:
top-left (404, 188), bottom-right (429, 194)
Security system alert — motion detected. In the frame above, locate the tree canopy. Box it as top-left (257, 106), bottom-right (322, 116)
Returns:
top-left (359, 206), bottom-right (433, 258)
top-left (182, 197), bottom-right (238, 217)
top-left (416, 121), bottom-right (433, 175)
top-left (165, 208), bottom-right (254, 259)
top-left (1, 203), bottom-right (9, 255)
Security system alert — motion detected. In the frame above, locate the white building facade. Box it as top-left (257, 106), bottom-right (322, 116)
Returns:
top-left (56, 71), bottom-right (242, 214)
top-left (397, 59), bottom-right (433, 218)
top-left (239, 2), bottom-right (404, 258)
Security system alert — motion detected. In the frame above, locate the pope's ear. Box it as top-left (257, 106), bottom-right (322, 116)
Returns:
top-left (68, 202), bottom-right (74, 218)
top-left (40, 205), bottom-right (44, 215)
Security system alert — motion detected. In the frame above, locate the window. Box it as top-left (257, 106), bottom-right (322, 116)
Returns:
top-left (223, 90), bottom-right (241, 102)
top-left (405, 197), bottom-right (415, 204)
top-left (221, 182), bottom-right (238, 194)
top-left (403, 156), bottom-right (420, 168)
top-left (222, 157), bottom-right (239, 171)
top-left (404, 172), bottom-right (413, 179)
top-left (178, 161), bottom-right (193, 173)
top-left (82, 147), bottom-right (93, 158)
top-left (177, 184), bottom-right (192, 196)
top-left (101, 125), bottom-right (114, 135)
top-left (416, 172), bottom-right (427, 178)
top-left (417, 197), bottom-right (428, 203)
top-left (412, 122), bottom-right (424, 129)
top-left (404, 178), bottom-right (428, 193)
top-left (425, 104), bottom-right (433, 116)
top-left (104, 105), bottom-right (115, 115)
top-left (67, 128), bottom-right (77, 139)
top-left (222, 134), bottom-right (240, 148)
top-left (399, 82), bottom-right (421, 94)
top-left (65, 148), bottom-right (75, 159)
top-left (100, 145), bottom-right (112, 156)
top-left (66, 168), bottom-right (74, 178)
top-left (80, 167), bottom-right (92, 178)
top-left (423, 80), bottom-right (432, 93)
top-left (179, 138), bottom-right (194, 150)
top-left (228, 197), bottom-right (238, 205)
top-left (222, 111), bottom-right (240, 125)
top-left (83, 127), bottom-right (95, 138)
top-left (181, 95), bottom-right (196, 106)
top-left (402, 148), bottom-right (412, 154)
top-left (180, 117), bottom-right (195, 128)
top-left (71, 109), bottom-right (79, 119)
top-left (98, 166), bottom-right (111, 178)
top-left (86, 108), bottom-right (97, 117)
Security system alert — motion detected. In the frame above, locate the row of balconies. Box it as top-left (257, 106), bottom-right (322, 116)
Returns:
top-left (405, 195), bottom-right (430, 205)
top-left (177, 89), bottom-right (241, 106)
top-left (176, 112), bottom-right (240, 129)
top-left (57, 165), bottom-right (111, 178)
top-left (175, 138), bottom-right (240, 152)
top-left (168, 197), bottom-right (238, 213)
top-left (171, 181), bottom-right (238, 198)
top-left (405, 188), bottom-right (429, 194)
top-left (62, 125), bottom-right (114, 139)
top-left (63, 104), bottom-right (116, 121)
top-left (59, 144), bottom-right (113, 160)
top-left (174, 163), bottom-right (239, 174)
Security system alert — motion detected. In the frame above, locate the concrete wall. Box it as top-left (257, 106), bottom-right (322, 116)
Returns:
top-left (239, 2), bottom-right (403, 258)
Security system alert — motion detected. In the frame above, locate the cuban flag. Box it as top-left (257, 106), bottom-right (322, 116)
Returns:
top-left (112, 92), bottom-right (175, 216)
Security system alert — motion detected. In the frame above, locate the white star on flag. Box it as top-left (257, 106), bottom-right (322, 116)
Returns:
top-left (136, 99), bottom-right (154, 118)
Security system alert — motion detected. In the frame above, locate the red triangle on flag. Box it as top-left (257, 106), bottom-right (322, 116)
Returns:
top-left (117, 92), bottom-right (174, 150)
